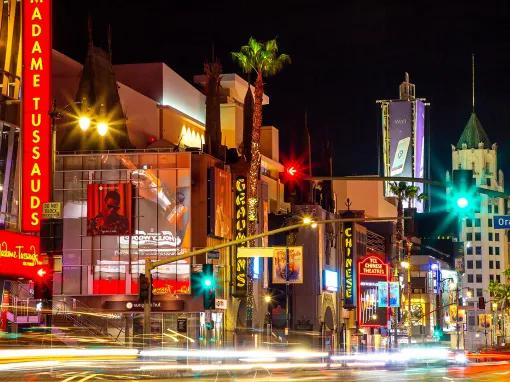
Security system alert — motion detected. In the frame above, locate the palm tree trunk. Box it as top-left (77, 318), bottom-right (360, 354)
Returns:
top-left (245, 71), bottom-right (264, 327)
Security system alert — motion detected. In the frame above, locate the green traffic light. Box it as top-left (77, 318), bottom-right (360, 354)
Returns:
top-left (204, 278), bottom-right (212, 287)
top-left (456, 196), bottom-right (469, 209)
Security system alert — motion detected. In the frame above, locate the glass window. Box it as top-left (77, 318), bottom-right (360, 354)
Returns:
top-left (466, 247), bottom-right (473, 255)
top-left (475, 218), bottom-right (481, 227)
top-left (477, 288), bottom-right (483, 297)
top-left (488, 218), bottom-right (493, 227)
top-left (468, 274), bottom-right (474, 283)
top-left (494, 205), bottom-right (499, 214)
top-left (476, 247), bottom-right (482, 255)
top-left (467, 233), bottom-right (473, 241)
top-left (489, 260), bottom-right (494, 269)
top-left (488, 232), bottom-right (493, 241)
top-left (489, 247), bottom-right (493, 255)
top-left (488, 205), bottom-right (493, 213)
top-left (466, 219), bottom-right (472, 227)
top-left (476, 274), bottom-right (483, 283)
top-left (467, 260), bottom-right (473, 269)
top-left (475, 232), bottom-right (481, 241)
top-left (496, 275), bottom-right (501, 283)
top-left (490, 274), bottom-right (494, 281)
top-left (476, 260), bottom-right (482, 269)
top-left (495, 233), bottom-right (500, 241)
top-left (496, 261), bottom-right (500, 269)
top-left (496, 247), bottom-right (500, 255)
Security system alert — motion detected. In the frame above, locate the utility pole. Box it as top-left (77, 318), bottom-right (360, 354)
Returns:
top-left (407, 241), bottom-right (412, 345)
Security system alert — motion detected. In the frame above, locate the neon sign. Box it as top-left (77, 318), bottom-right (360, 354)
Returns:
top-left (22, 0), bottom-right (52, 231)
top-left (358, 255), bottom-right (389, 327)
top-left (0, 231), bottom-right (47, 279)
top-left (233, 176), bottom-right (247, 297)
top-left (343, 223), bottom-right (356, 308)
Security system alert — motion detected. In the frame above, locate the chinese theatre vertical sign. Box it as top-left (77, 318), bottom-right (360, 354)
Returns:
top-left (358, 255), bottom-right (389, 327)
top-left (343, 222), bottom-right (356, 309)
top-left (22, 0), bottom-right (52, 231)
top-left (233, 176), bottom-right (247, 297)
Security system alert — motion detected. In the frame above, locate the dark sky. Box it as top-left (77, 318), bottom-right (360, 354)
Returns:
top-left (54, 0), bottom-right (510, 185)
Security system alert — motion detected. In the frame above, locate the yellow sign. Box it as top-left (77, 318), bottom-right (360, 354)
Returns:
top-left (42, 202), bottom-right (62, 219)
top-left (237, 247), bottom-right (282, 258)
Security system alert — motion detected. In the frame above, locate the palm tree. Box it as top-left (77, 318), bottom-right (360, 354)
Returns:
top-left (489, 269), bottom-right (510, 310)
top-left (232, 37), bottom-right (290, 238)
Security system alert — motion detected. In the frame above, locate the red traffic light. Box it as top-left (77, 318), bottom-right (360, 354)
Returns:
top-left (37, 268), bottom-right (47, 278)
top-left (287, 166), bottom-right (297, 177)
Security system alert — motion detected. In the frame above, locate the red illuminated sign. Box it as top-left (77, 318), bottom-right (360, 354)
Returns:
top-left (22, 0), bottom-right (52, 231)
top-left (0, 231), bottom-right (48, 279)
top-left (357, 255), bottom-right (389, 328)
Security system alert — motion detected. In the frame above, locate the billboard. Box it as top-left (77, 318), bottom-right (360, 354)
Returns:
top-left (22, 0), bottom-right (52, 231)
top-left (414, 100), bottom-right (426, 211)
top-left (208, 167), bottom-right (232, 239)
top-left (343, 222), bottom-right (356, 308)
top-left (233, 176), bottom-right (248, 297)
top-left (388, 101), bottom-right (413, 178)
top-left (271, 246), bottom-right (304, 284)
top-left (0, 231), bottom-right (48, 279)
top-left (358, 255), bottom-right (389, 327)
top-left (87, 183), bottom-right (133, 236)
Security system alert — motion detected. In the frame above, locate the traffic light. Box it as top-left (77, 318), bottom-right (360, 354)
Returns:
top-left (139, 273), bottom-right (150, 302)
top-left (281, 161), bottom-right (308, 204)
top-left (33, 266), bottom-right (52, 308)
top-left (450, 169), bottom-right (477, 215)
top-left (478, 296), bottom-right (485, 310)
top-left (202, 264), bottom-right (215, 310)
top-left (433, 325), bottom-right (444, 340)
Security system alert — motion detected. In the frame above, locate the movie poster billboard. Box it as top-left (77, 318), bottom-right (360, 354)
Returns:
top-left (388, 101), bottom-right (413, 178)
top-left (272, 246), bottom-right (303, 284)
top-left (122, 158), bottom-right (192, 295)
top-left (358, 255), bottom-right (389, 327)
top-left (208, 168), bottom-right (232, 239)
top-left (87, 183), bottom-right (133, 236)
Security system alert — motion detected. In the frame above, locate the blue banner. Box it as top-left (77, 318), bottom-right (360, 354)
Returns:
top-left (389, 282), bottom-right (400, 308)
top-left (377, 281), bottom-right (388, 307)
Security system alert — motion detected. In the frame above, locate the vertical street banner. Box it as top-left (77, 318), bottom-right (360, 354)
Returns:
top-left (233, 176), bottom-right (247, 297)
top-left (342, 222), bottom-right (356, 308)
top-left (22, 0), bottom-right (52, 231)
top-left (377, 281), bottom-right (388, 307)
top-left (358, 255), bottom-right (389, 327)
top-left (389, 281), bottom-right (400, 308)
top-left (271, 247), bottom-right (304, 284)
top-left (414, 100), bottom-right (426, 211)
top-left (388, 101), bottom-right (413, 178)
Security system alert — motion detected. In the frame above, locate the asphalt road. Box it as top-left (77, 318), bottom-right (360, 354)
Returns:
top-left (3, 360), bottom-right (510, 381)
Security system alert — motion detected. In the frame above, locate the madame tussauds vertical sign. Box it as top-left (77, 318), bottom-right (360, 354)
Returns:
top-left (22, 0), bottom-right (52, 231)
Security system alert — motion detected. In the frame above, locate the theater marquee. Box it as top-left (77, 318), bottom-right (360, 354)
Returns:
top-left (22, 0), bottom-right (52, 231)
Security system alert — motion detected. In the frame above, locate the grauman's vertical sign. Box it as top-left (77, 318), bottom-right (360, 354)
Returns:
top-left (343, 222), bottom-right (356, 308)
top-left (233, 176), bottom-right (247, 297)
top-left (22, 0), bottom-right (52, 231)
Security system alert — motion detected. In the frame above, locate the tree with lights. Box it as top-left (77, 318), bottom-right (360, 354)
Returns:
top-left (232, 37), bottom-right (290, 326)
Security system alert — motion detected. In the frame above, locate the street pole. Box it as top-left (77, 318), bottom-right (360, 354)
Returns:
top-left (456, 287), bottom-right (460, 350)
top-left (143, 259), bottom-right (152, 347)
top-left (285, 245), bottom-right (289, 337)
top-left (407, 242), bottom-right (412, 345)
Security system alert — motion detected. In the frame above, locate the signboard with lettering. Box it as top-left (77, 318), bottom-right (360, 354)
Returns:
top-left (0, 231), bottom-right (48, 279)
top-left (342, 222), bottom-right (356, 308)
top-left (215, 298), bottom-right (227, 310)
top-left (177, 318), bottom-right (187, 333)
top-left (233, 176), bottom-right (248, 297)
top-left (358, 255), bottom-right (389, 327)
top-left (22, 0), bottom-right (52, 232)
top-left (494, 216), bottom-right (510, 229)
top-left (42, 202), bottom-right (62, 219)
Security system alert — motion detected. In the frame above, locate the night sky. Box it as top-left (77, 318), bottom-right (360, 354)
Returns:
top-left (54, 0), bottom-right (510, 188)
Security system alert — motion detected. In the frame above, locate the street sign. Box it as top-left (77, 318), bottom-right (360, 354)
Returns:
top-left (42, 202), bottom-right (62, 219)
top-left (494, 215), bottom-right (510, 229)
top-left (237, 247), bottom-right (275, 258)
top-left (207, 250), bottom-right (220, 260)
top-left (215, 298), bottom-right (227, 310)
top-left (177, 318), bottom-right (187, 333)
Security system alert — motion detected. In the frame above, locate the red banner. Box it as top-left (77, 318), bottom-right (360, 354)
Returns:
top-left (0, 231), bottom-right (48, 279)
top-left (22, 0), bottom-right (52, 231)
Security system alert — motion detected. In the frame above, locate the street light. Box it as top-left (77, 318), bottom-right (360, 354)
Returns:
top-left (97, 121), bottom-right (109, 137)
top-left (264, 294), bottom-right (272, 303)
top-left (78, 116), bottom-right (91, 131)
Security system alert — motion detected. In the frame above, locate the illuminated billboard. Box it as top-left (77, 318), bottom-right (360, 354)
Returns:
top-left (22, 0), bottom-right (52, 231)
top-left (208, 167), bottom-right (232, 239)
top-left (272, 247), bottom-right (304, 284)
top-left (87, 183), bottom-right (133, 236)
top-left (358, 255), bottom-right (389, 327)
